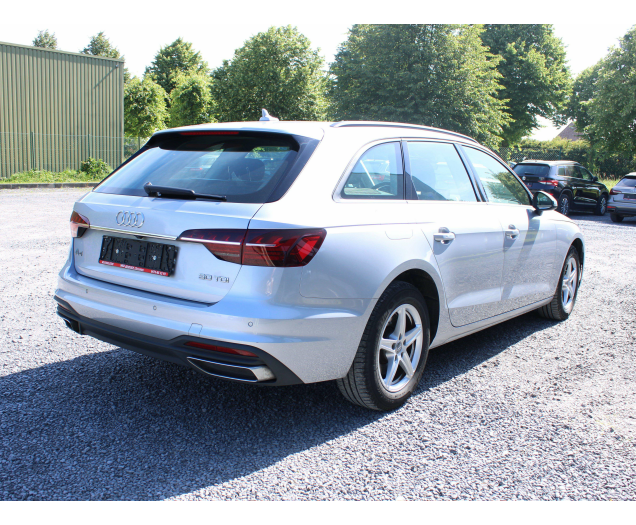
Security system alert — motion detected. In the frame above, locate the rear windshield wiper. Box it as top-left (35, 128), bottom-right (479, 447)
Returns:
top-left (143, 183), bottom-right (227, 201)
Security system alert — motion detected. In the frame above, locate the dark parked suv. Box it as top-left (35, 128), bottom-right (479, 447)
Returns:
top-left (513, 160), bottom-right (609, 217)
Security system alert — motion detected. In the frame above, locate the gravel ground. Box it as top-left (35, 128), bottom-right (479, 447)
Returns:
top-left (1, 188), bottom-right (635, 501)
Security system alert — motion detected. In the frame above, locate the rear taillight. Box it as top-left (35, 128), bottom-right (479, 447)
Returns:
top-left (177, 228), bottom-right (327, 267)
top-left (539, 179), bottom-right (559, 187)
top-left (610, 188), bottom-right (623, 195)
top-left (243, 229), bottom-right (326, 267)
top-left (178, 229), bottom-right (245, 264)
top-left (70, 211), bottom-right (89, 238)
top-left (184, 341), bottom-right (257, 357)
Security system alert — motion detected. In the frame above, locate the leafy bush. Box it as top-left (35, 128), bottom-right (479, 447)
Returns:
top-left (0, 169), bottom-right (100, 184)
top-left (79, 157), bottom-right (112, 178)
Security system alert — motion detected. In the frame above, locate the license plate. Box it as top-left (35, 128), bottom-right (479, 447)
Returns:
top-left (525, 182), bottom-right (533, 188)
top-left (624, 194), bottom-right (636, 200)
top-left (99, 236), bottom-right (178, 277)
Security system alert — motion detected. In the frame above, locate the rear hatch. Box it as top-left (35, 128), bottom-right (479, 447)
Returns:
top-left (612, 176), bottom-right (636, 203)
top-left (71, 129), bottom-right (319, 303)
top-left (513, 163), bottom-right (553, 190)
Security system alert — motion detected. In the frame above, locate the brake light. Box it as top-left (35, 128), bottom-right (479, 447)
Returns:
top-left (539, 179), bottom-right (559, 187)
top-left (184, 341), bottom-right (257, 357)
top-left (177, 228), bottom-right (327, 267)
top-left (179, 131), bottom-right (239, 136)
top-left (610, 188), bottom-right (623, 195)
top-left (178, 229), bottom-right (245, 264)
top-left (70, 211), bottom-right (89, 238)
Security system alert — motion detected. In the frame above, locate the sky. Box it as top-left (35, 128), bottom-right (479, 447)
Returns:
top-left (0, 24), bottom-right (633, 140)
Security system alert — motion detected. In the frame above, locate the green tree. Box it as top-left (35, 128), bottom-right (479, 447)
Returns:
top-left (145, 38), bottom-right (208, 95)
top-left (33, 30), bottom-right (57, 49)
top-left (586, 26), bottom-right (636, 153)
top-left (329, 24), bottom-right (509, 148)
top-left (169, 73), bottom-right (215, 127)
top-left (567, 63), bottom-right (603, 133)
top-left (212, 26), bottom-right (328, 122)
top-left (480, 24), bottom-right (571, 145)
top-left (81, 32), bottom-right (130, 82)
top-left (124, 77), bottom-right (169, 137)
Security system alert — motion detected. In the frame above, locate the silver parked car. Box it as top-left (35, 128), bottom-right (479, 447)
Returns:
top-left (608, 172), bottom-right (636, 222)
top-left (56, 117), bottom-right (585, 411)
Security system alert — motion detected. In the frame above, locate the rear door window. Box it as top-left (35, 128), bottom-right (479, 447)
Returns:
top-left (407, 141), bottom-right (476, 201)
top-left (341, 142), bottom-right (404, 200)
top-left (94, 132), bottom-right (304, 203)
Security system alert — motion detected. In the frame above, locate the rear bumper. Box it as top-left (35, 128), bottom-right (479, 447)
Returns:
top-left (55, 297), bottom-right (302, 385)
top-left (55, 253), bottom-right (375, 384)
top-left (608, 202), bottom-right (636, 216)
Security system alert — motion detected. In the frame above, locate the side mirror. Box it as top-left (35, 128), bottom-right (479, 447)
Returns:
top-left (532, 191), bottom-right (557, 215)
top-left (593, 176), bottom-right (598, 182)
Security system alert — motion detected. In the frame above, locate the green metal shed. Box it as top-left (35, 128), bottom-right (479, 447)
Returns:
top-left (0, 41), bottom-right (124, 178)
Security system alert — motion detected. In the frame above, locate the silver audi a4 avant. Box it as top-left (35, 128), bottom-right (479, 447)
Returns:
top-left (56, 117), bottom-right (585, 411)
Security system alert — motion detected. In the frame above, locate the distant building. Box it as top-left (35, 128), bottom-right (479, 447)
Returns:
top-left (0, 41), bottom-right (124, 178)
top-left (557, 122), bottom-right (584, 142)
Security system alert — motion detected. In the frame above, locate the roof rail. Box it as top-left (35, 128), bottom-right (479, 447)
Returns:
top-left (330, 121), bottom-right (478, 143)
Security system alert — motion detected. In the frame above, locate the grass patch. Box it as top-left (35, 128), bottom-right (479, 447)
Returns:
top-left (599, 178), bottom-right (619, 191)
top-left (0, 169), bottom-right (103, 184)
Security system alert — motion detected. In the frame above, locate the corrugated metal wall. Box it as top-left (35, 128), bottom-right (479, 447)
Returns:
top-left (0, 41), bottom-right (124, 178)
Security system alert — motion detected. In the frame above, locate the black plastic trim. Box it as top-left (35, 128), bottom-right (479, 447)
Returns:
top-left (54, 300), bottom-right (303, 386)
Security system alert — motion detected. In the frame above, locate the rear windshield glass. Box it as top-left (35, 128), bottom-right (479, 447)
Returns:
top-left (617, 177), bottom-right (636, 188)
top-left (513, 164), bottom-right (550, 177)
top-left (94, 132), bottom-right (300, 203)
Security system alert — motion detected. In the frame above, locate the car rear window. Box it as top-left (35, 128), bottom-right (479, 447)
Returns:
top-left (94, 132), bottom-right (306, 203)
top-left (513, 164), bottom-right (550, 177)
top-left (616, 177), bottom-right (636, 188)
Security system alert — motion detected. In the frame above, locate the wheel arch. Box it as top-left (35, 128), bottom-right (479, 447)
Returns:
top-left (571, 236), bottom-right (584, 275)
top-left (391, 268), bottom-right (441, 344)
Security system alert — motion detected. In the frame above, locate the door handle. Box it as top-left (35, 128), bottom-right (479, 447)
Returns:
top-left (434, 230), bottom-right (456, 244)
top-left (505, 224), bottom-right (519, 239)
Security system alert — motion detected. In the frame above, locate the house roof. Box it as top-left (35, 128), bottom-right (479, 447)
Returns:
top-left (557, 122), bottom-right (584, 141)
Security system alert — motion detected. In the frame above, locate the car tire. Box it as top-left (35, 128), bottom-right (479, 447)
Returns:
top-left (537, 246), bottom-right (580, 321)
top-left (557, 192), bottom-right (572, 216)
top-left (594, 194), bottom-right (608, 216)
top-left (610, 212), bottom-right (624, 223)
top-left (337, 281), bottom-right (430, 411)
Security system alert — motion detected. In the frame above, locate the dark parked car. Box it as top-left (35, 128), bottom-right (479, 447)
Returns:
top-left (513, 160), bottom-right (609, 217)
top-left (608, 172), bottom-right (636, 222)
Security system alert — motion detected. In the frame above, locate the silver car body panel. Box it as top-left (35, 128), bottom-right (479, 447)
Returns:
top-left (57, 121), bottom-right (584, 384)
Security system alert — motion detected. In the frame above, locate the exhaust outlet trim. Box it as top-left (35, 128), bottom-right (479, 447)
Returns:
top-left (187, 356), bottom-right (276, 382)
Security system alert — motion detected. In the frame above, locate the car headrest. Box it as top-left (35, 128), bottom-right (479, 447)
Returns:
top-left (228, 158), bottom-right (266, 182)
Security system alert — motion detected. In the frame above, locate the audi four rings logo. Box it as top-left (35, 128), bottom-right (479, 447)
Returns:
top-left (116, 211), bottom-right (145, 228)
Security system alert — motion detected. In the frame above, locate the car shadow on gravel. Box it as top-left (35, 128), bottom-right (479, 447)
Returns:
top-left (0, 312), bottom-right (555, 501)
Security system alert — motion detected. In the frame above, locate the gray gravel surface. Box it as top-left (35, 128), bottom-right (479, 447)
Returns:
top-left (1, 188), bottom-right (635, 501)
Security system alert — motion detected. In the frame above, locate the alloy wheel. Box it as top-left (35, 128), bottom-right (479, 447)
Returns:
top-left (377, 304), bottom-right (424, 393)
top-left (561, 256), bottom-right (578, 314)
top-left (559, 195), bottom-right (570, 215)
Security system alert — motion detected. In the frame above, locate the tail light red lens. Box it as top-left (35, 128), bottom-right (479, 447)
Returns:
top-left (178, 228), bottom-right (327, 267)
top-left (243, 229), bottom-right (326, 267)
top-left (178, 229), bottom-right (245, 264)
top-left (610, 188), bottom-right (622, 195)
top-left (539, 179), bottom-right (559, 187)
top-left (70, 211), bottom-right (89, 238)
top-left (185, 341), bottom-right (257, 357)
